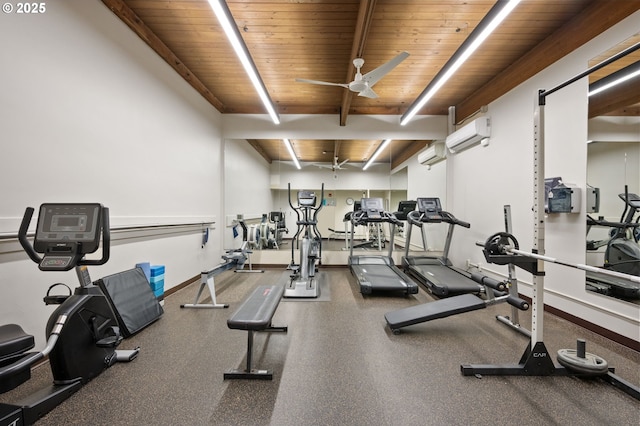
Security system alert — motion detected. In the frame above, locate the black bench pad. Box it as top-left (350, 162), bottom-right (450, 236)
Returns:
top-left (385, 293), bottom-right (486, 330)
top-left (227, 286), bottom-right (284, 331)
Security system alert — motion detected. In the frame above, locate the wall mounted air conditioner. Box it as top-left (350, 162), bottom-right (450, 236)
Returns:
top-left (445, 116), bottom-right (491, 154)
top-left (418, 141), bottom-right (446, 166)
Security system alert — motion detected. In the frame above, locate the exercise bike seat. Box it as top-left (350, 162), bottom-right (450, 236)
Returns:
top-left (0, 324), bottom-right (35, 361)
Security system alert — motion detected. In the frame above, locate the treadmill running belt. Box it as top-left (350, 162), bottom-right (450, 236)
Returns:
top-left (409, 263), bottom-right (483, 297)
top-left (351, 264), bottom-right (418, 295)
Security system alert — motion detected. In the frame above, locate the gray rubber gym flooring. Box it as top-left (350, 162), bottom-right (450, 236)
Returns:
top-left (2, 268), bottom-right (638, 425)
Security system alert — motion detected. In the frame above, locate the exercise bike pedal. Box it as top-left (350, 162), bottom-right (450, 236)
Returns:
top-left (115, 347), bottom-right (140, 363)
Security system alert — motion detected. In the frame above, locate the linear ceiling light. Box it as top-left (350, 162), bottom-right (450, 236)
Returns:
top-left (207, 0), bottom-right (280, 124)
top-left (588, 60), bottom-right (640, 97)
top-left (283, 139), bottom-right (301, 169)
top-left (363, 139), bottom-right (392, 170)
top-left (400, 0), bottom-right (521, 126)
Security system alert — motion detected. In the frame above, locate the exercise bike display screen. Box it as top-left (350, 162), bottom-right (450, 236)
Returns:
top-left (35, 203), bottom-right (102, 253)
top-left (51, 215), bottom-right (86, 231)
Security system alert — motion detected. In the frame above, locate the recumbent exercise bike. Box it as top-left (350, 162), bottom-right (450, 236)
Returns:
top-left (0, 203), bottom-right (139, 425)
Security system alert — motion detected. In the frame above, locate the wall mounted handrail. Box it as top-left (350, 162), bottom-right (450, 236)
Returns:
top-left (0, 221), bottom-right (215, 241)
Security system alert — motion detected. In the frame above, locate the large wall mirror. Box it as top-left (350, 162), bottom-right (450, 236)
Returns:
top-left (224, 138), bottom-right (422, 265)
top-left (586, 33), bottom-right (640, 305)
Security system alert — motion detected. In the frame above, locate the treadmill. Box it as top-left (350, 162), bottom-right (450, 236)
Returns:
top-left (348, 197), bottom-right (419, 295)
top-left (402, 197), bottom-right (483, 297)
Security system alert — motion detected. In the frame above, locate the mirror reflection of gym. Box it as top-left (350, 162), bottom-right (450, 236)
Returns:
top-left (585, 33), bottom-right (640, 305)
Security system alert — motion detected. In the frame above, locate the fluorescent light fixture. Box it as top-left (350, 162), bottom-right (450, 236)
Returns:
top-left (207, 0), bottom-right (280, 124)
top-left (363, 139), bottom-right (392, 170)
top-left (588, 61), bottom-right (640, 97)
top-left (283, 139), bottom-right (301, 169)
top-left (400, 0), bottom-right (521, 125)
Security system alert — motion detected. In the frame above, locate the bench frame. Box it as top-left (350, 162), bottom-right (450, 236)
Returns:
top-left (224, 286), bottom-right (287, 380)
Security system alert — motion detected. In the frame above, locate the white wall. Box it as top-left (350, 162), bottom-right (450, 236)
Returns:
top-left (405, 157), bottom-right (448, 250)
top-left (438, 11), bottom-right (640, 342)
top-left (0, 0), bottom-right (224, 349)
top-left (222, 139), bottom-right (274, 248)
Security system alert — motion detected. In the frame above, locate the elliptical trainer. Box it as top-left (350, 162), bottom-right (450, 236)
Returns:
top-left (605, 189), bottom-right (640, 275)
top-left (0, 203), bottom-right (138, 425)
top-left (285, 183), bottom-right (324, 298)
top-left (586, 187), bottom-right (640, 300)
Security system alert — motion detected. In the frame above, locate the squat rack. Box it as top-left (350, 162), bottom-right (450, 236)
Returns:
top-left (461, 40), bottom-right (640, 400)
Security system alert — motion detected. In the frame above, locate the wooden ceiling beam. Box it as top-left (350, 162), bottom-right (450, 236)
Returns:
top-left (340, 0), bottom-right (377, 126)
top-left (101, 0), bottom-right (224, 112)
top-left (391, 141), bottom-right (425, 170)
top-left (588, 78), bottom-right (640, 118)
top-left (246, 139), bottom-right (272, 163)
top-left (455, 1), bottom-right (640, 123)
top-left (334, 140), bottom-right (343, 159)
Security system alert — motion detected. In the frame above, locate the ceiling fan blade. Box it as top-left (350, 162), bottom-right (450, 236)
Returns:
top-left (338, 158), bottom-right (350, 167)
top-left (295, 78), bottom-right (349, 88)
top-left (358, 87), bottom-right (378, 98)
top-left (314, 163), bottom-right (335, 170)
top-left (362, 51), bottom-right (410, 87)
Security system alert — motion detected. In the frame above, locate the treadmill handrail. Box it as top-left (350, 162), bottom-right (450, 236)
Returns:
top-left (351, 210), bottom-right (399, 226)
top-left (407, 210), bottom-right (442, 226)
top-left (407, 210), bottom-right (469, 228)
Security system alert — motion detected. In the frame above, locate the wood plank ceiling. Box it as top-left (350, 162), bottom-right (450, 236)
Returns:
top-left (103, 0), bottom-right (640, 168)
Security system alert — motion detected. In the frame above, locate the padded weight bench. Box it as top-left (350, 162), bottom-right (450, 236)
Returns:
top-left (385, 293), bottom-right (487, 333)
top-left (224, 285), bottom-right (287, 380)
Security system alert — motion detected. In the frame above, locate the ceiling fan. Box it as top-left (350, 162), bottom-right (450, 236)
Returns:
top-left (296, 51), bottom-right (410, 98)
top-left (316, 156), bottom-right (350, 171)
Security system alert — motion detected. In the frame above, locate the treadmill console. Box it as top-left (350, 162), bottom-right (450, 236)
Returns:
top-left (361, 197), bottom-right (384, 220)
top-left (395, 200), bottom-right (416, 221)
top-left (416, 197), bottom-right (443, 222)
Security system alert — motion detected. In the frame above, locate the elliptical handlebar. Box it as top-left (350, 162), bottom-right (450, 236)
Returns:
top-left (587, 214), bottom-right (640, 229)
top-left (287, 182), bottom-right (296, 211)
top-left (313, 183), bottom-right (324, 219)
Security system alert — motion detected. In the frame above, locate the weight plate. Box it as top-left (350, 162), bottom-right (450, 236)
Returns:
top-left (557, 348), bottom-right (609, 375)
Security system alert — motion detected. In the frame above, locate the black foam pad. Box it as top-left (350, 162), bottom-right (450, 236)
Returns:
top-left (97, 267), bottom-right (163, 337)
